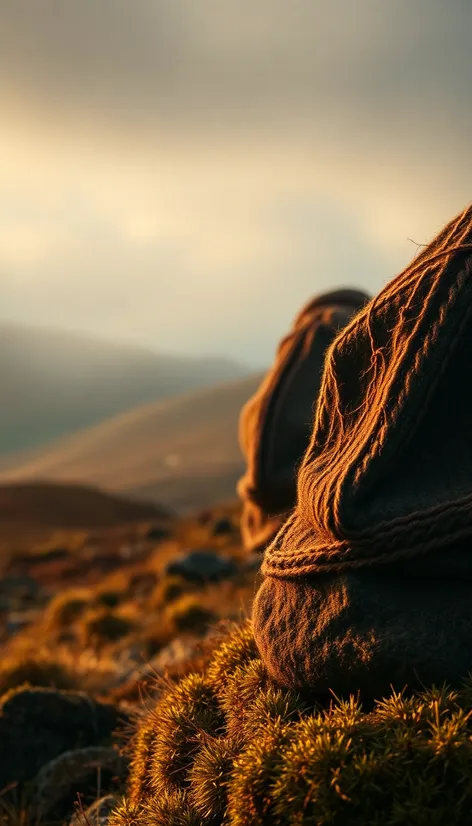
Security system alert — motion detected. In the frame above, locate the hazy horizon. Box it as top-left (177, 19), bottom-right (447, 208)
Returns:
top-left (0, 315), bottom-right (258, 369)
top-left (2, 0), bottom-right (472, 366)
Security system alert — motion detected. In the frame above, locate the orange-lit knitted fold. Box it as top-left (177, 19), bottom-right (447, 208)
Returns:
top-left (263, 203), bottom-right (472, 577)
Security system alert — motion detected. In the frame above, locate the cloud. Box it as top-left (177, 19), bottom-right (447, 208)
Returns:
top-left (0, 0), bottom-right (471, 364)
top-left (1, 1), bottom-right (470, 127)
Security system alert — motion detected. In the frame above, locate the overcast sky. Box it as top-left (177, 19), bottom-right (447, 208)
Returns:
top-left (1, 0), bottom-right (471, 366)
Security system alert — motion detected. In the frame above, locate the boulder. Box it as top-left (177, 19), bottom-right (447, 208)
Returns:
top-left (33, 747), bottom-right (126, 821)
top-left (0, 686), bottom-right (128, 790)
top-left (165, 550), bottom-right (238, 584)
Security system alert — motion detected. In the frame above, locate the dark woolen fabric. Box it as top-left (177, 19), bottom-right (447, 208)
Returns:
top-left (254, 203), bottom-right (472, 697)
top-left (253, 546), bottom-right (472, 698)
top-left (237, 288), bottom-right (370, 553)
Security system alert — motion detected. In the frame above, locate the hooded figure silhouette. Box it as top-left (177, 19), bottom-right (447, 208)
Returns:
top-left (248, 203), bottom-right (472, 699)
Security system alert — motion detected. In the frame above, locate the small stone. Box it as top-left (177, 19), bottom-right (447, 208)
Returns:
top-left (212, 517), bottom-right (234, 536)
top-left (0, 575), bottom-right (40, 600)
top-left (145, 526), bottom-right (170, 542)
top-left (165, 550), bottom-right (238, 584)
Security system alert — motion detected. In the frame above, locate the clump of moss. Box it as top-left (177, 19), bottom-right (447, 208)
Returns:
top-left (165, 596), bottom-right (216, 634)
top-left (128, 673), bottom-right (224, 802)
top-left (119, 621), bottom-right (472, 825)
top-left (189, 735), bottom-right (242, 822)
top-left (207, 620), bottom-right (257, 689)
top-left (108, 798), bottom-right (141, 826)
top-left (80, 609), bottom-right (136, 647)
top-left (44, 589), bottom-right (92, 629)
top-left (227, 718), bottom-right (294, 826)
top-left (127, 719), bottom-right (158, 803)
top-left (152, 575), bottom-right (195, 607)
top-left (0, 653), bottom-right (79, 696)
top-left (142, 790), bottom-right (201, 826)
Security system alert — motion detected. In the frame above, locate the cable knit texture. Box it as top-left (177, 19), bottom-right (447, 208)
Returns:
top-left (237, 289), bottom-right (369, 553)
top-left (254, 202), bottom-right (472, 696)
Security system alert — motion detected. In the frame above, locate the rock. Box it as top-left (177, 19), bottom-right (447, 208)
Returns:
top-left (165, 550), bottom-right (238, 584)
top-left (96, 590), bottom-right (122, 609)
top-left (0, 575), bottom-right (40, 601)
top-left (127, 570), bottom-right (158, 597)
top-left (211, 517), bottom-right (234, 536)
top-left (0, 687), bottom-right (128, 790)
top-left (70, 794), bottom-right (118, 826)
top-left (0, 595), bottom-right (10, 612)
top-left (145, 526), bottom-right (170, 542)
top-left (33, 747), bottom-right (126, 821)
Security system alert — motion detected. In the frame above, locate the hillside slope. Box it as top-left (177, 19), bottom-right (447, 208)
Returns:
top-left (0, 482), bottom-right (170, 531)
top-left (0, 374), bottom-right (263, 512)
top-left (0, 321), bottom-right (248, 455)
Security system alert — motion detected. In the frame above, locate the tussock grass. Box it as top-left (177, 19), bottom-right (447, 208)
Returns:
top-left (43, 588), bottom-right (92, 629)
top-left (79, 609), bottom-right (137, 647)
top-left (152, 574), bottom-right (192, 606)
top-left (0, 651), bottom-right (81, 696)
top-left (165, 596), bottom-right (217, 634)
top-left (140, 790), bottom-right (201, 826)
top-left (115, 620), bottom-right (472, 826)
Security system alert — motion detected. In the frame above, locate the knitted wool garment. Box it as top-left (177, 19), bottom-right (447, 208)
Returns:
top-left (237, 288), bottom-right (369, 554)
top-left (253, 203), bottom-right (472, 698)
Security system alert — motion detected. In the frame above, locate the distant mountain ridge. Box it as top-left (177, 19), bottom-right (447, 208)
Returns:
top-left (0, 373), bottom-right (263, 513)
top-left (0, 321), bottom-right (249, 455)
